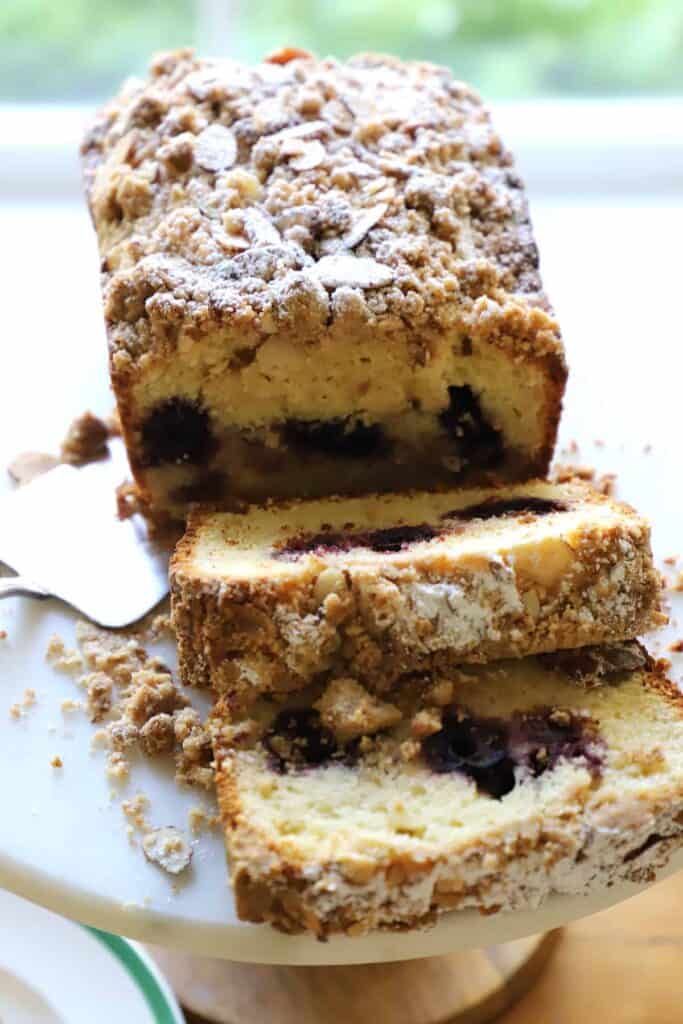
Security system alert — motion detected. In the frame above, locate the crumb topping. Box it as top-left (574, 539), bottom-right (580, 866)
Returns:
top-left (314, 677), bottom-right (401, 743)
top-left (60, 411), bottom-right (110, 465)
top-left (83, 49), bottom-right (561, 362)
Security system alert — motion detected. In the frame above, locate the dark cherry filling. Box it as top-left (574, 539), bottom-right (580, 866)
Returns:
top-left (422, 706), bottom-right (601, 799)
top-left (445, 496), bottom-right (568, 522)
top-left (140, 398), bottom-right (217, 467)
top-left (508, 711), bottom-right (602, 777)
top-left (273, 523), bottom-right (439, 559)
top-left (438, 385), bottom-right (504, 469)
top-left (539, 641), bottom-right (649, 683)
top-left (272, 492), bottom-right (568, 560)
top-left (282, 417), bottom-right (386, 459)
top-left (272, 493), bottom-right (566, 560)
top-left (264, 709), bottom-right (337, 773)
top-left (422, 713), bottom-right (515, 798)
top-left (170, 471), bottom-right (228, 504)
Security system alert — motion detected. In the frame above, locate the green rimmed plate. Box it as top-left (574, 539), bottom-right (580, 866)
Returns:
top-left (0, 889), bottom-right (183, 1023)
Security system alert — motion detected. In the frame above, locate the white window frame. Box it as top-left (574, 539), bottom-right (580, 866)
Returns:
top-left (2, 98), bottom-right (682, 201)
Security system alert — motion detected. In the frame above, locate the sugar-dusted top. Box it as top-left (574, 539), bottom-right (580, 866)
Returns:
top-left (83, 48), bottom-right (562, 360)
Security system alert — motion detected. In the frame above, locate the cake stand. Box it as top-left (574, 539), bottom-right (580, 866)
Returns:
top-left (1, 434), bottom-right (682, 1022)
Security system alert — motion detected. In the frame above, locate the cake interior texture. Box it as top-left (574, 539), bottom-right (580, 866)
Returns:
top-left (171, 480), bottom-right (663, 696)
top-left (82, 49), bottom-right (566, 518)
top-left (212, 646), bottom-right (683, 936)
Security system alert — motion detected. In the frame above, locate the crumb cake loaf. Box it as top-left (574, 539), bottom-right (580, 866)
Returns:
top-left (171, 480), bottom-right (663, 697)
top-left (211, 643), bottom-right (683, 937)
top-left (82, 48), bottom-right (566, 519)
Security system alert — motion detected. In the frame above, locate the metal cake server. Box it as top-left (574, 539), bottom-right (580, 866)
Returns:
top-left (0, 446), bottom-right (169, 628)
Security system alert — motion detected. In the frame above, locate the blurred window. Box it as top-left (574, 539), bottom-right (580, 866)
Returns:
top-left (2, 0), bottom-right (683, 103)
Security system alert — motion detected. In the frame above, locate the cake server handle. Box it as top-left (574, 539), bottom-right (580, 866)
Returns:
top-left (0, 577), bottom-right (52, 601)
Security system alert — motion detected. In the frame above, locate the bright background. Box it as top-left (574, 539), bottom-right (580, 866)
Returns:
top-left (0, 1), bottom-right (681, 448)
top-left (4, 0), bottom-right (683, 101)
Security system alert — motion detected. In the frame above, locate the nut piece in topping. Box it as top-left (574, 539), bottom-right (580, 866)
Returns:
top-left (339, 203), bottom-right (388, 250)
top-left (239, 207), bottom-right (281, 245)
top-left (60, 411), bottom-right (110, 465)
top-left (314, 677), bottom-right (401, 744)
top-left (411, 707), bottom-right (443, 739)
top-left (142, 826), bottom-right (193, 875)
top-left (7, 451), bottom-right (59, 486)
top-left (287, 139), bottom-right (326, 171)
top-left (194, 124), bottom-right (237, 172)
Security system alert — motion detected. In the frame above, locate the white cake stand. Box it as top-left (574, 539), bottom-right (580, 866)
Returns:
top-left (1, 437), bottom-right (682, 1022)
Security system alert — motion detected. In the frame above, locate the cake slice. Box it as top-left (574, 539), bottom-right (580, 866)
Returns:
top-left (211, 644), bottom-right (683, 938)
top-left (171, 480), bottom-right (663, 697)
top-left (82, 49), bottom-right (566, 521)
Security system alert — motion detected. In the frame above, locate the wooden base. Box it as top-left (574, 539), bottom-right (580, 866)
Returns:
top-left (147, 930), bottom-right (561, 1024)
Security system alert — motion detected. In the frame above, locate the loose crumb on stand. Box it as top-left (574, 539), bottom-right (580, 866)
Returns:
top-left (10, 688), bottom-right (37, 720)
top-left (60, 411), bottom-right (110, 465)
top-left (7, 408), bottom-right (120, 488)
top-left (45, 621), bottom-right (214, 792)
top-left (142, 826), bottom-right (193, 875)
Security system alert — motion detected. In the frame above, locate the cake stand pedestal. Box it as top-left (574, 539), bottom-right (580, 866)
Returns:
top-left (148, 931), bottom-right (561, 1024)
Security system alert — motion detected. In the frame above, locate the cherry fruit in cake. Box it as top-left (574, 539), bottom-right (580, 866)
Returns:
top-left (439, 386), bottom-right (503, 469)
top-left (264, 709), bottom-right (337, 772)
top-left (282, 417), bottom-right (386, 459)
top-left (140, 398), bottom-right (216, 467)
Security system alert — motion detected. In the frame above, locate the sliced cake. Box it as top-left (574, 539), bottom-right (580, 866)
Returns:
top-left (171, 480), bottom-right (663, 698)
top-left (211, 643), bottom-right (683, 938)
top-left (82, 49), bottom-right (566, 520)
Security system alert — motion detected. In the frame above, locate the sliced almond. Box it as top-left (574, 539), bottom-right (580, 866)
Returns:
top-left (341, 160), bottom-right (380, 179)
top-left (340, 203), bottom-right (388, 249)
top-left (142, 826), bottom-right (192, 875)
top-left (288, 139), bottom-right (326, 171)
top-left (195, 124), bottom-right (237, 172)
top-left (185, 64), bottom-right (243, 101)
top-left (312, 254), bottom-right (394, 289)
top-left (364, 177), bottom-right (390, 196)
top-left (271, 120), bottom-right (331, 142)
top-left (241, 208), bottom-right (281, 246)
top-left (7, 451), bottom-right (59, 486)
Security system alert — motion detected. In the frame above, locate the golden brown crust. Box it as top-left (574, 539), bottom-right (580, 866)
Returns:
top-left (211, 661), bottom-right (683, 938)
top-left (83, 49), bottom-right (563, 364)
top-left (171, 483), bottom-right (664, 699)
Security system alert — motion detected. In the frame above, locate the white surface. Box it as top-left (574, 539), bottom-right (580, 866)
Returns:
top-left (0, 199), bottom-right (682, 965)
top-left (0, 890), bottom-right (183, 1023)
top-left (0, 451), bottom-right (169, 627)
